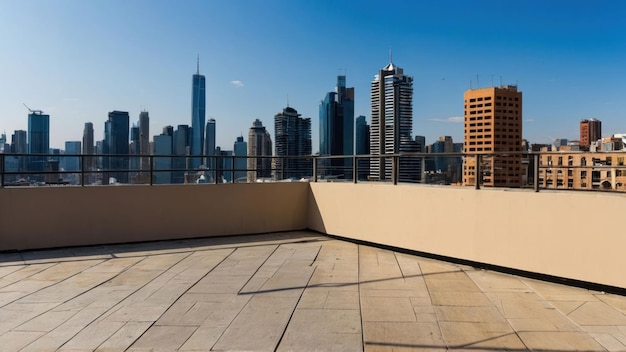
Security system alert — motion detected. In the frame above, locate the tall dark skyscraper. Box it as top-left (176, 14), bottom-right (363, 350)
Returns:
top-left (139, 110), bottom-right (150, 171)
top-left (204, 118), bottom-right (216, 170)
top-left (319, 75), bottom-right (354, 178)
top-left (83, 122), bottom-right (95, 173)
top-left (173, 124), bottom-right (190, 183)
top-left (247, 119), bottom-right (272, 182)
top-left (27, 110), bottom-right (50, 175)
top-left (104, 110), bottom-right (130, 184)
top-left (274, 107), bottom-right (312, 180)
top-left (370, 56), bottom-right (420, 182)
top-left (233, 135), bottom-right (247, 182)
top-left (355, 115), bottom-right (370, 180)
top-left (191, 59), bottom-right (206, 169)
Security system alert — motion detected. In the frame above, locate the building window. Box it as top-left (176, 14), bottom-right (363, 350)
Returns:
top-left (557, 157), bottom-right (563, 166)
top-left (581, 170), bottom-right (587, 179)
top-left (581, 157), bottom-right (587, 166)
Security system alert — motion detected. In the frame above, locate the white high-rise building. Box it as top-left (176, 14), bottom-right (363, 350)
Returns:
top-left (370, 56), bottom-right (420, 182)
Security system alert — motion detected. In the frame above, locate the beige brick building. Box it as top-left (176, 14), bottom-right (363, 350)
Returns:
top-left (539, 151), bottom-right (626, 190)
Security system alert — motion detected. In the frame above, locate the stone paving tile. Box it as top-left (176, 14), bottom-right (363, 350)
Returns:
top-left (0, 330), bottom-right (45, 351)
top-left (128, 325), bottom-right (197, 351)
top-left (439, 321), bottom-right (526, 350)
top-left (279, 309), bottom-right (362, 352)
top-left (0, 263), bottom-right (56, 290)
top-left (363, 321), bottom-right (445, 352)
top-left (518, 331), bottom-right (606, 351)
top-left (95, 321), bottom-right (152, 352)
top-left (568, 301), bottom-right (626, 326)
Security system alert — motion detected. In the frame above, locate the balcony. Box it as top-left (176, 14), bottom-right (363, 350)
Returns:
top-left (2, 154), bottom-right (626, 350)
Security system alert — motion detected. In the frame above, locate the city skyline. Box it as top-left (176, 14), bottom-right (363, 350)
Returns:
top-left (1, 1), bottom-right (626, 151)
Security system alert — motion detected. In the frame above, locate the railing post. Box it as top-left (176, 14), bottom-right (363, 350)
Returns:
top-left (353, 155), bottom-right (358, 184)
top-left (475, 154), bottom-right (481, 190)
top-left (281, 157), bottom-right (285, 181)
top-left (231, 155), bottom-right (235, 183)
top-left (533, 154), bottom-right (539, 192)
top-left (312, 156), bottom-right (317, 182)
top-left (80, 154), bottom-right (85, 186)
top-left (393, 155), bottom-right (398, 185)
top-left (214, 155), bottom-right (219, 184)
top-left (0, 153), bottom-right (4, 188)
top-left (149, 155), bottom-right (154, 186)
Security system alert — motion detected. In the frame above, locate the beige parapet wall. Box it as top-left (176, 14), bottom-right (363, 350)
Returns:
top-left (2, 182), bottom-right (625, 289)
top-left (308, 183), bottom-right (626, 289)
top-left (0, 183), bottom-right (309, 251)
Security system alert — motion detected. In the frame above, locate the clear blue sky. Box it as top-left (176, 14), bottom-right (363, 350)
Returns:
top-left (1, 0), bottom-right (625, 151)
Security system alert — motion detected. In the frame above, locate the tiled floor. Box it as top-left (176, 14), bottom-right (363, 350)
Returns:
top-left (1, 231), bottom-right (625, 351)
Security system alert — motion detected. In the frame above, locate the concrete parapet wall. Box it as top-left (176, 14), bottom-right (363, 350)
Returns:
top-left (0, 183), bottom-right (309, 251)
top-left (308, 183), bottom-right (626, 289)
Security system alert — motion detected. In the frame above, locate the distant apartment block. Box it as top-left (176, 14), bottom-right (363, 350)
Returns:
top-left (539, 151), bottom-right (626, 191)
top-left (580, 118), bottom-right (602, 150)
top-left (463, 85), bottom-right (523, 187)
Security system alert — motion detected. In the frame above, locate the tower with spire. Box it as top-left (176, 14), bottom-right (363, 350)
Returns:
top-left (190, 56), bottom-right (206, 170)
top-left (369, 53), bottom-right (420, 182)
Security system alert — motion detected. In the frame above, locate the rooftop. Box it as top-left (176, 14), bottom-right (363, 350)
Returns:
top-left (1, 231), bottom-right (625, 351)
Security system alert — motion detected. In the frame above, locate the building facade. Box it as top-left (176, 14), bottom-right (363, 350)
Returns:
top-left (319, 75), bottom-right (354, 179)
top-left (580, 118), bottom-right (602, 150)
top-left (233, 135), bottom-right (247, 182)
top-left (274, 107), bottom-right (312, 180)
top-left (204, 118), bottom-right (216, 170)
top-left (153, 134), bottom-right (173, 185)
top-left (370, 58), bottom-right (420, 182)
top-left (463, 85), bottom-right (523, 187)
top-left (355, 115), bottom-right (370, 180)
top-left (139, 110), bottom-right (150, 171)
top-left (104, 110), bottom-right (130, 184)
top-left (173, 124), bottom-right (190, 184)
top-left (247, 119), bottom-right (272, 182)
top-left (28, 110), bottom-right (50, 175)
top-left (539, 151), bottom-right (626, 191)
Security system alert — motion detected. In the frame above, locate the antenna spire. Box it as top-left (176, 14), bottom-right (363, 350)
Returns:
top-left (196, 54), bottom-right (200, 74)
top-left (389, 48), bottom-right (393, 63)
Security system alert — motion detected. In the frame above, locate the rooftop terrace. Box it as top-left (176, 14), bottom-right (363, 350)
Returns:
top-left (2, 231), bottom-right (626, 352)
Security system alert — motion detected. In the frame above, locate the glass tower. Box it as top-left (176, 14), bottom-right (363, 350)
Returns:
top-left (104, 111), bottom-right (130, 184)
top-left (27, 111), bottom-right (50, 176)
top-left (319, 75), bottom-right (354, 178)
top-left (191, 60), bottom-right (206, 169)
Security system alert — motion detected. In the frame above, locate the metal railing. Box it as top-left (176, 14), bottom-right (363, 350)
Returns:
top-left (2, 151), bottom-right (626, 193)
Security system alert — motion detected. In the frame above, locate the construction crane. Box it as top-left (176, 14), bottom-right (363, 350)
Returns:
top-left (23, 103), bottom-right (44, 115)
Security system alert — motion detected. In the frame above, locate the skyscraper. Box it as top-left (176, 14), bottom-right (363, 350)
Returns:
top-left (274, 107), bottom-right (312, 180)
top-left (139, 110), bottom-right (150, 171)
top-left (153, 133), bottom-right (173, 185)
top-left (28, 110), bottom-right (50, 175)
top-left (463, 85), bottom-right (523, 187)
top-left (63, 141), bottom-right (81, 184)
top-left (83, 122), bottom-right (95, 174)
top-left (247, 119), bottom-right (272, 182)
top-left (355, 115), bottom-right (370, 180)
top-left (204, 118), bottom-right (216, 170)
top-left (104, 110), bottom-right (130, 184)
top-left (173, 124), bottom-right (190, 184)
top-left (370, 57), bottom-right (419, 182)
top-left (580, 118), bottom-right (601, 150)
top-left (319, 75), bottom-right (354, 178)
top-left (234, 135), bottom-right (247, 182)
top-left (11, 130), bottom-right (27, 175)
top-left (191, 60), bottom-right (206, 169)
